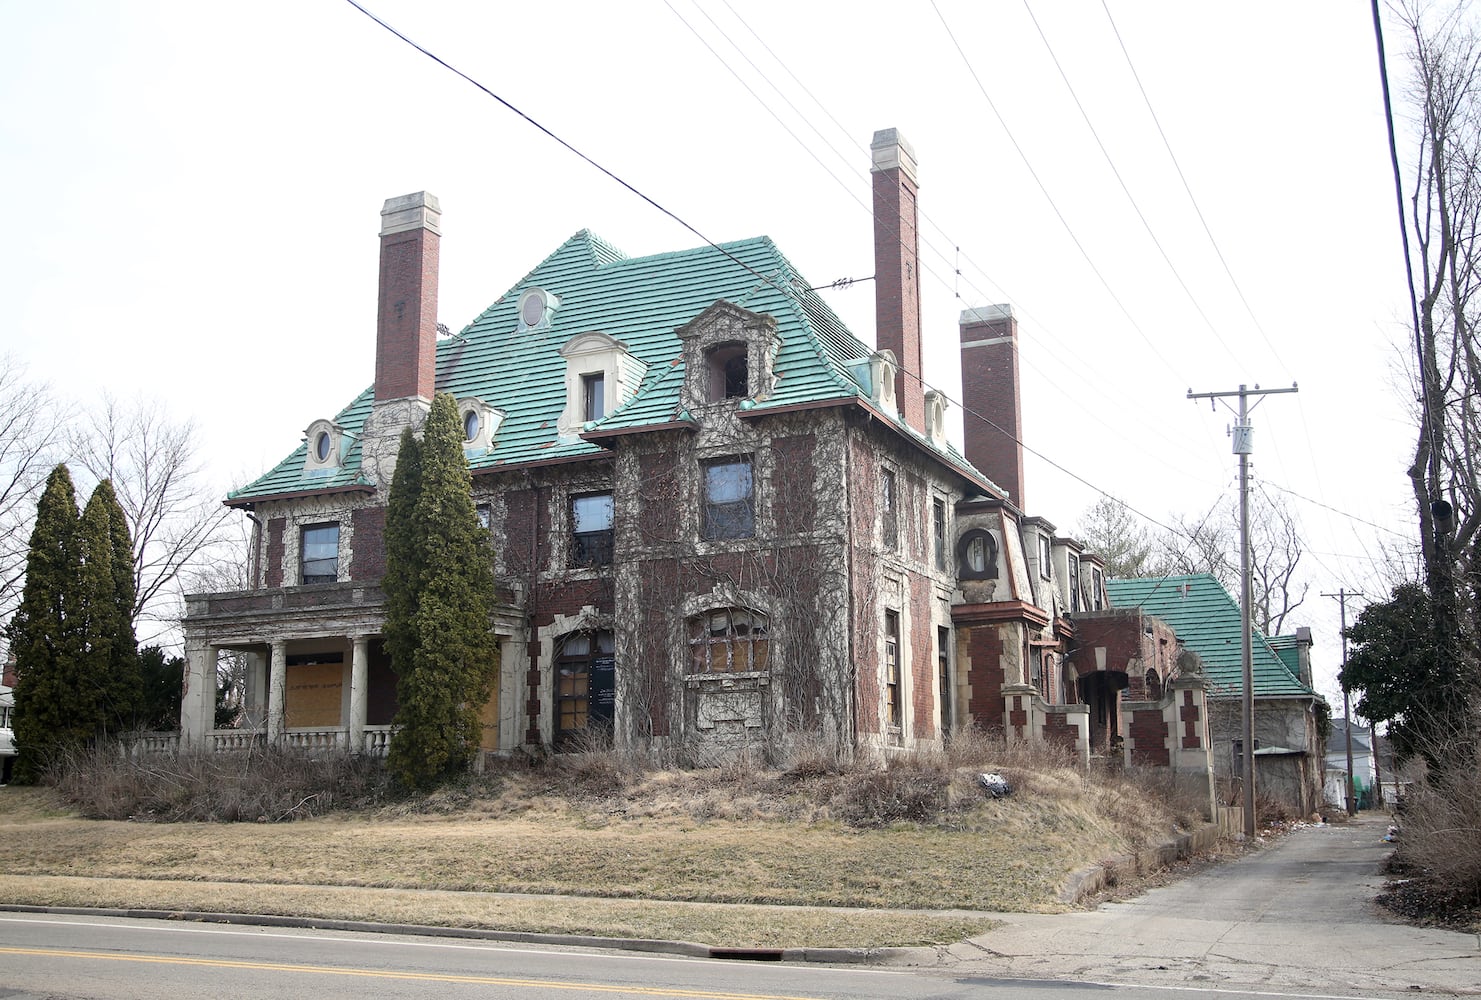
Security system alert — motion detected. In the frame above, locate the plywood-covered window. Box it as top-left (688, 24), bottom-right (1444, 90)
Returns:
top-left (688, 608), bottom-right (769, 674)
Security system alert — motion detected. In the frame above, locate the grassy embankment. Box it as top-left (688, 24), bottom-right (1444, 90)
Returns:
top-left (0, 738), bottom-right (1209, 949)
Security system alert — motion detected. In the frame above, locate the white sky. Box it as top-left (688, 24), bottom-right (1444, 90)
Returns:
top-left (0, 1), bottom-right (1423, 707)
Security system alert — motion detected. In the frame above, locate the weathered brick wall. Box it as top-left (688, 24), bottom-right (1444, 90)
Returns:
top-left (1041, 710), bottom-right (1079, 750)
top-left (1130, 706), bottom-right (1170, 766)
top-left (350, 506), bottom-right (386, 581)
top-left (265, 517), bottom-right (285, 588)
top-left (769, 433), bottom-right (815, 535)
top-left (964, 624), bottom-right (1007, 733)
top-left (1180, 688), bottom-right (1204, 750)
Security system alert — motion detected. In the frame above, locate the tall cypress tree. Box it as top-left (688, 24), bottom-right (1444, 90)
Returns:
top-left (5, 465), bottom-right (84, 783)
top-left (81, 480), bottom-right (141, 733)
top-left (385, 394), bottom-right (498, 789)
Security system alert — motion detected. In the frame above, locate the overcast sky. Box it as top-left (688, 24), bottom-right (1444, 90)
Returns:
top-left (0, 1), bottom-right (1425, 706)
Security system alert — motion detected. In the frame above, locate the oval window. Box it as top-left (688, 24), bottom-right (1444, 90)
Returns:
top-left (521, 290), bottom-right (545, 328)
top-left (464, 409), bottom-right (480, 442)
top-left (315, 431), bottom-right (331, 463)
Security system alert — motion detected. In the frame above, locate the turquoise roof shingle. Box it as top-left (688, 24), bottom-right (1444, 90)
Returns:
top-left (1104, 574), bottom-right (1318, 700)
top-left (229, 230), bottom-right (994, 505)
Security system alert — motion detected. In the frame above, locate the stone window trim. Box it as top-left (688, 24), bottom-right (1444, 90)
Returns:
top-left (700, 455), bottom-right (755, 542)
top-left (881, 467), bottom-right (898, 551)
top-left (570, 490), bottom-right (615, 568)
top-left (676, 300), bottom-right (781, 411)
top-left (884, 608), bottom-right (903, 737)
top-left (1038, 533), bottom-right (1053, 580)
top-left (302, 418), bottom-right (349, 472)
top-left (932, 496), bottom-right (947, 570)
top-left (299, 522), bottom-right (340, 585)
top-left (556, 332), bottom-right (645, 440)
top-left (957, 528), bottom-right (999, 580)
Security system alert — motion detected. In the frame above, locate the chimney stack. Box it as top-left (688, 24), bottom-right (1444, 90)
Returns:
top-left (960, 305), bottom-right (1026, 508)
top-left (871, 128), bottom-right (925, 433)
top-left (375, 192), bottom-right (441, 402)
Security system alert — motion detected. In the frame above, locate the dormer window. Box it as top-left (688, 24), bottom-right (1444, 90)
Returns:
top-left (707, 342), bottom-right (749, 400)
top-left (303, 418), bottom-right (346, 472)
top-left (517, 287), bottom-right (559, 332)
top-left (556, 333), bottom-right (645, 440)
top-left (457, 397), bottom-right (501, 451)
top-left (676, 301), bottom-right (780, 411)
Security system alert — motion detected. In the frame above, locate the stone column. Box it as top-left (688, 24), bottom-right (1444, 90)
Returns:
top-left (181, 639), bottom-right (218, 747)
top-left (349, 635), bottom-right (369, 754)
top-left (267, 640), bottom-right (287, 744)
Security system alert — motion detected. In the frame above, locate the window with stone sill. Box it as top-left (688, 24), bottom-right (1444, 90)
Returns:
top-left (933, 497), bottom-right (947, 569)
top-left (570, 492), bottom-right (614, 567)
top-left (688, 608), bottom-right (769, 674)
top-left (300, 523), bottom-right (339, 585)
top-left (881, 469), bottom-right (898, 551)
top-left (582, 371), bottom-right (606, 422)
top-left (1039, 534), bottom-right (1052, 579)
top-left (885, 609), bottom-right (902, 732)
top-left (701, 457), bottom-right (754, 541)
top-left (705, 342), bottom-right (749, 401)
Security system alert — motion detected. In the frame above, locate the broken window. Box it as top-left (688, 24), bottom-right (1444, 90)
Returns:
top-left (706, 342), bottom-right (748, 400)
top-left (702, 457), bottom-right (754, 540)
top-left (1068, 556), bottom-right (1081, 613)
top-left (570, 492), bottom-right (614, 566)
top-left (957, 529), bottom-right (998, 580)
top-left (688, 608), bottom-right (770, 674)
top-left (885, 609), bottom-right (902, 732)
top-left (881, 469), bottom-right (898, 551)
top-left (933, 497), bottom-right (947, 570)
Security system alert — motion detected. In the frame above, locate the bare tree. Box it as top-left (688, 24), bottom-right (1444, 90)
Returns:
top-left (1075, 495), bottom-right (1157, 578)
top-left (66, 395), bottom-right (233, 641)
top-left (0, 357), bottom-right (61, 642)
top-left (1247, 488), bottom-right (1309, 635)
top-left (1155, 510), bottom-right (1237, 591)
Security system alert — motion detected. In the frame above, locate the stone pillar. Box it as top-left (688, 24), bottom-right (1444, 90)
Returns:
top-left (267, 640), bottom-right (287, 744)
top-left (349, 635), bottom-right (369, 754)
top-left (181, 639), bottom-right (217, 747)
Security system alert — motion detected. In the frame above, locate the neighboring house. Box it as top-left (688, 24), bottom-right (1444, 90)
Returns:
top-left (1324, 717), bottom-right (1391, 809)
top-left (1104, 574), bottom-right (1328, 816)
top-left (0, 684), bottom-right (14, 784)
top-left (177, 129), bottom-right (1213, 783)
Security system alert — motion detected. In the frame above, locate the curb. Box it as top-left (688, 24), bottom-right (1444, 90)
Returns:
top-left (0, 903), bottom-right (932, 965)
top-left (1058, 821), bottom-right (1223, 904)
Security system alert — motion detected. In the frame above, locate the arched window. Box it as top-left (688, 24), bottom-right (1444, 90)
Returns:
top-left (688, 608), bottom-right (769, 674)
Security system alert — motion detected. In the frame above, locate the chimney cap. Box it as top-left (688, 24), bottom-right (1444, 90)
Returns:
top-left (870, 128), bottom-right (918, 182)
top-left (960, 304), bottom-right (1014, 326)
top-left (381, 191), bottom-right (442, 237)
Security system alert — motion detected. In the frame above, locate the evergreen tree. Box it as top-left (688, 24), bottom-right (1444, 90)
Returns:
top-left (137, 645), bottom-right (184, 731)
top-left (5, 465), bottom-right (84, 782)
top-left (80, 480), bottom-right (141, 731)
top-left (385, 395), bottom-right (498, 789)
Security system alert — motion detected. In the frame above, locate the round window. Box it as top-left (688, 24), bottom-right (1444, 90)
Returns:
top-left (314, 431), bottom-right (331, 463)
top-left (520, 290), bottom-right (545, 328)
top-left (464, 409), bottom-right (480, 442)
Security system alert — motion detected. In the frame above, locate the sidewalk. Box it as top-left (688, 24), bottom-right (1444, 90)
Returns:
top-left (938, 816), bottom-right (1480, 995)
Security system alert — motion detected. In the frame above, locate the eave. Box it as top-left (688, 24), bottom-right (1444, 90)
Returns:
top-left (952, 599), bottom-right (1053, 629)
top-left (224, 484), bottom-right (376, 510)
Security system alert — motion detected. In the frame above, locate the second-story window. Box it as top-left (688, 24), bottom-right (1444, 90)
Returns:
top-left (300, 523), bottom-right (339, 584)
top-left (933, 498), bottom-right (946, 569)
top-left (702, 457), bottom-right (754, 540)
top-left (571, 492), bottom-right (614, 566)
top-left (881, 469), bottom-right (898, 551)
top-left (1068, 556), bottom-right (1081, 613)
top-left (1039, 534), bottom-right (1052, 579)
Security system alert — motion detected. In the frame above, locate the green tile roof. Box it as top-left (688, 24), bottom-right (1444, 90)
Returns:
top-left (1104, 574), bottom-right (1318, 700)
top-left (230, 230), bottom-right (991, 504)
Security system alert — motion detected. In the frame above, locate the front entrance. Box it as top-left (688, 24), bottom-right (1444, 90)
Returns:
top-left (1079, 671), bottom-right (1128, 755)
top-left (554, 630), bottom-right (614, 748)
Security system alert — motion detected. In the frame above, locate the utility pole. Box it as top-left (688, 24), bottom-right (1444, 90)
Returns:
top-left (1189, 382), bottom-right (1298, 838)
top-left (1323, 588), bottom-right (1364, 815)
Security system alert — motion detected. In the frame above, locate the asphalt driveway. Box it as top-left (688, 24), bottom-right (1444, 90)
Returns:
top-left (944, 815), bottom-right (1480, 995)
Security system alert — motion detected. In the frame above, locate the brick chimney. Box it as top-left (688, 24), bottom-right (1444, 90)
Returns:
top-left (871, 128), bottom-right (924, 434)
top-left (375, 192), bottom-right (441, 402)
top-left (961, 305), bottom-right (1025, 508)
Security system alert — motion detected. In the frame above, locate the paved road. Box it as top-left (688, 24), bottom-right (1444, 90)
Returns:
top-left (939, 815), bottom-right (1480, 995)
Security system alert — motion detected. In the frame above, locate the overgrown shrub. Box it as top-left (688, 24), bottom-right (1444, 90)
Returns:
top-left (837, 755), bottom-right (951, 826)
top-left (1381, 762), bottom-right (1481, 927)
top-left (49, 743), bottom-right (395, 822)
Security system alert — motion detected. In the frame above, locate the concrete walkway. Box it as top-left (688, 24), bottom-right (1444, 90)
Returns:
top-left (941, 815), bottom-right (1480, 995)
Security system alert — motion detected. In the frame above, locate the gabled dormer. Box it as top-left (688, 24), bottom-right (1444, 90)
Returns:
top-left (676, 301), bottom-right (780, 411)
top-left (303, 418), bottom-right (348, 472)
top-left (556, 332), bottom-right (646, 441)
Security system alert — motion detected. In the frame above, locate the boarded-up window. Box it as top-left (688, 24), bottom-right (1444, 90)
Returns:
top-left (688, 609), bottom-right (770, 674)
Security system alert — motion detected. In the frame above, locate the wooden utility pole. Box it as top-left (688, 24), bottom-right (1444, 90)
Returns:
top-left (1189, 383), bottom-right (1298, 837)
top-left (1323, 588), bottom-right (1364, 814)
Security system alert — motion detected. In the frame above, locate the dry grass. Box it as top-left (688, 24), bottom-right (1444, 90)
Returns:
top-left (0, 731), bottom-right (1220, 947)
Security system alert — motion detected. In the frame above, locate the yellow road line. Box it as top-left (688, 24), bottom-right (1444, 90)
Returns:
top-left (0, 945), bottom-right (822, 999)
